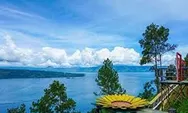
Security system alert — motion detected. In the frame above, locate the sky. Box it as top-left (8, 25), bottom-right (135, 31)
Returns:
top-left (0, 0), bottom-right (188, 67)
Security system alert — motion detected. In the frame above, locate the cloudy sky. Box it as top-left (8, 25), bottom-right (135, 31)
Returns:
top-left (0, 0), bottom-right (188, 67)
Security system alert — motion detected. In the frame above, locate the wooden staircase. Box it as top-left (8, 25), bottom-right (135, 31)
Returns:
top-left (149, 84), bottom-right (178, 110)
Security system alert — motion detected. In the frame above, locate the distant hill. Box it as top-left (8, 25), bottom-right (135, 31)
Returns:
top-left (0, 66), bottom-right (151, 79)
top-left (54, 65), bottom-right (152, 72)
top-left (0, 65), bottom-right (152, 73)
top-left (0, 68), bottom-right (85, 79)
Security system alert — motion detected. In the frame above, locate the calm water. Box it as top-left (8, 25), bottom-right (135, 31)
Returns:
top-left (0, 72), bottom-right (154, 113)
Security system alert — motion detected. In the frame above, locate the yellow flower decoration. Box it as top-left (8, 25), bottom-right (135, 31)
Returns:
top-left (96, 94), bottom-right (149, 110)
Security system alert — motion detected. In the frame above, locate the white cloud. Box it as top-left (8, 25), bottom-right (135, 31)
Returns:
top-left (42, 47), bottom-right (68, 65)
top-left (177, 46), bottom-right (188, 57)
top-left (161, 45), bottom-right (188, 66)
top-left (0, 34), bottom-right (141, 67)
top-left (0, 34), bottom-right (33, 63)
top-left (162, 53), bottom-right (176, 65)
top-left (1, 34), bottom-right (186, 67)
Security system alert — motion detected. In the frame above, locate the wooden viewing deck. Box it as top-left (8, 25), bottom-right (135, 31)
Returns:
top-left (149, 52), bottom-right (188, 111)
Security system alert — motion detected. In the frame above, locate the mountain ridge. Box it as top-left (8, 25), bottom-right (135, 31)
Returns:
top-left (0, 65), bottom-right (152, 72)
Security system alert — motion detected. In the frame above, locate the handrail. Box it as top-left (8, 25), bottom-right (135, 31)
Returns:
top-left (149, 84), bottom-right (178, 110)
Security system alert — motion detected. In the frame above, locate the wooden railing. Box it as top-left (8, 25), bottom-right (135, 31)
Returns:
top-left (149, 84), bottom-right (178, 110)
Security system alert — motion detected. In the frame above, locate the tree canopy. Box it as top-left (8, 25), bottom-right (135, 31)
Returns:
top-left (7, 104), bottom-right (26, 113)
top-left (184, 54), bottom-right (188, 66)
top-left (95, 58), bottom-right (125, 95)
top-left (139, 23), bottom-right (177, 93)
top-left (138, 80), bottom-right (155, 100)
top-left (30, 80), bottom-right (79, 113)
top-left (166, 64), bottom-right (176, 80)
top-left (139, 23), bottom-right (177, 66)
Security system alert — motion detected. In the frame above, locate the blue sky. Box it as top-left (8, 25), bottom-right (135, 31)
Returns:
top-left (0, 0), bottom-right (188, 67)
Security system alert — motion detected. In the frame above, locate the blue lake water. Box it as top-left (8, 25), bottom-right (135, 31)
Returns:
top-left (0, 72), bottom-right (154, 113)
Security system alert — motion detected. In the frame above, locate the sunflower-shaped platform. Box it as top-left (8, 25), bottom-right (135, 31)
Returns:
top-left (96, 94), bottom-right (149, 110)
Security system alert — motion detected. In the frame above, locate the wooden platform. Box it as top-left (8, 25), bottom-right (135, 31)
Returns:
top-left (160, 80), bottom-right (188, 85)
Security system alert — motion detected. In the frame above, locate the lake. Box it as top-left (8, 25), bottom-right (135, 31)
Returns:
top-left (0, 72), bottom-right (154, 113)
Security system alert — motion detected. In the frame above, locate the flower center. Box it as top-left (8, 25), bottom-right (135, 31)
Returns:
top-left (111, 101), bottom-right (132, 108)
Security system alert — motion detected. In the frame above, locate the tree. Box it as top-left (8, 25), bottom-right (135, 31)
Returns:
top-left (172, 98), bottom-right (188, 113)
top-left (166, 64), bottom-right (176, 80)
top-left (184, 54), bottom-right (188, 66)
top-left (184, 54), bottom-right (188, 78)
top-left (95, 58), bottom-right (125, 95)
top-left (30, 80), bottom-right (79, 113)
top-left (138, 80), bottom-right (155, 100)
top-left (87, 108), bottom-right (113, 113)
top-left (177, 98), bottom-right (188, 113)
top-left (87, 108), bottom-right (98, 113)
top-left (7, 104), bottom-right (26, 113)
top-left (139, 23), bottom-right (177, 92)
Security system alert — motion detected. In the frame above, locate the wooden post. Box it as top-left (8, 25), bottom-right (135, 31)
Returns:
top-left (176, 52), bottom-right (182, 82)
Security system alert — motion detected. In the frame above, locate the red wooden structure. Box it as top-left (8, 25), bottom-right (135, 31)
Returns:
top-left (157, 53), bottom-right (188, 111)
top-left (176, 52), bottom-right (186, 81)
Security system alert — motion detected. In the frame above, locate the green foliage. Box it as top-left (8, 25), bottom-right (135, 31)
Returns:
top-left (166, 64), bottom-right (176, 80)
top-left (138, 80), bottom-right (156, 100)
top-left (184, 54), bottom-right (188, 78)
top-left (7, 104), bottom-right (26, 113)
top-left (172, 98), bottom-right (188, 113)
top-left (30, 80), bottom-right (79, 113)
top-left (87, 108), bottom-right (112, 113)
top-left (139, 23), bottom-right (177, 93)
top-left (87, 108), bottom-right (98, 113)
top-left (100, 109), bottom-right (113, 113)
top-left (95, 58), bottom-right (125, 95)
top-left (139, 23), bottom-right (177, 65)
top-left (185, 54), bottom-right (188, 66)
top-left (177, 98), bottom-right (188, 113)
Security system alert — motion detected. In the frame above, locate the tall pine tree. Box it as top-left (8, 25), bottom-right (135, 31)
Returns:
top-left (95, 58), bottom-right (125, 95)
top-left (139, 23), bottom-right (177, 93)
